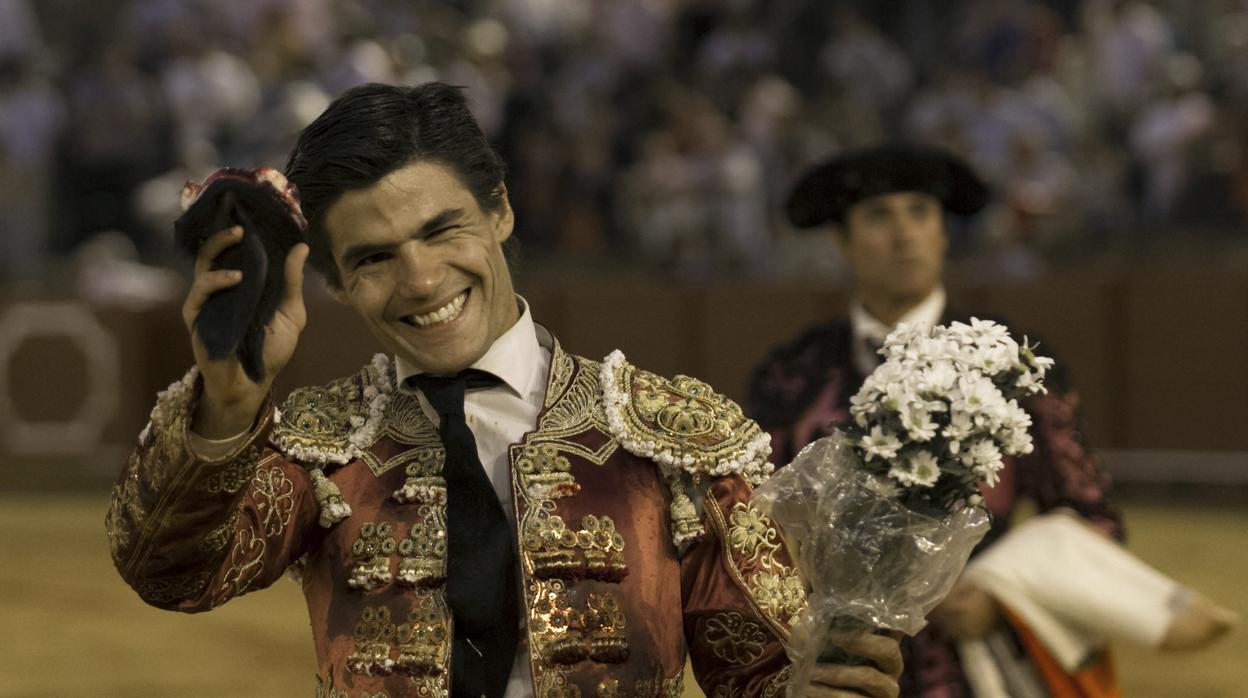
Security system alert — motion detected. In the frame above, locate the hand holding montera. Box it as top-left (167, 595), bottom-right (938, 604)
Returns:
top-left (177, 168), bottom-right (310, 438)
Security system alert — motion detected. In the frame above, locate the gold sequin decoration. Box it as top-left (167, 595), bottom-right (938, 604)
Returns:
top-left (578, 515), bottom-right (627, 582)
top-left (348, 606), bottom-right (397, 676)
top-left (668, 487), bottom-right (704, 546)
top-left (532, 353), bottom-right (617, 466)
top-left (529, 578), bottom-right (587, 665)
top-left (595, 679), bottom-right (621, 698)
top-left (522, 501), bottom-right (580, 580)
top-left (703, 611), bottom-right (767, 666)
top-left (516, 443), bottom-right (579, 498)
top-left (536, 666), bottom-right (581, 698)
top-left (520, 505), bottom-right (629, 582)
top-left (584, 592), bottom-right (629, 663)
top-left (349, 522), bottom-right (397, 591)
top-left (396, 516), bottom-right (447, 589)
top-left (545, 345), bottom-right (575, 409)
top-left (394, 599), bottom-right (451, 676)
top-left (273, 375), bottom-right (362, 461)
top-left (392, 450), bottom-right (447, 503)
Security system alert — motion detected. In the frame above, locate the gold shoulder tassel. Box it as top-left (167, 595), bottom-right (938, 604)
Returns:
top-left (666, 473), bottom-right (705, 549)
top-left (310, 467), bottom-right (352, 527)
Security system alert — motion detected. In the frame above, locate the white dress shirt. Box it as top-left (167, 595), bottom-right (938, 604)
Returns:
top-left (848, 287), bottom-right (946, 375)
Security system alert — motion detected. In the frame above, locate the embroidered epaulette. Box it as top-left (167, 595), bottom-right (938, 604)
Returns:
top-left (600, 350), bottom-right (773, 548)
top-left (600, 350), bottom-right (773, 483)
top-left (271, 353), bottom-right (395, 526)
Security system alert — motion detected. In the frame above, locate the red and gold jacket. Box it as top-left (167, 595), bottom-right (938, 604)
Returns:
top-left (107, 340), bottom-right (806, 697)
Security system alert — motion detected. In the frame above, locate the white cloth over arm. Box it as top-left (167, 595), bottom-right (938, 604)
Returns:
top-left (961, 510), bottom-right (1183, 672)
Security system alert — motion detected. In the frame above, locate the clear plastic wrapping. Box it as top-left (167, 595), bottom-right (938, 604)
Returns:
top-left (752, 435), bottom-right (989, 693)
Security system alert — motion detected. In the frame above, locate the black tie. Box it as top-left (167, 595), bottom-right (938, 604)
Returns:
top-left (411, 370), bottom-right (518, 698)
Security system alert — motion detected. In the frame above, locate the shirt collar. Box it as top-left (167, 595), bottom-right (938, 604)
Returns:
top-left (395, 295), bottom-right (541, 397)
top-left (850, 286), bottom-right (947, 345)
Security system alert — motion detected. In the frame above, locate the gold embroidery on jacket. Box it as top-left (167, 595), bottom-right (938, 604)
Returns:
top-left (536, 665), bottom-right (581, 698)
top-left (106, 449), bottom-right (144, 559)
top-left (762, 665), bottom-right (792, 697)
top-left (348, 606), bottom-right (397, 676)
top-left (703, 611), bottom-right (767, 666)
top-left (214, 527), bottom-right (265, 606)
top-left (665, 473), bottom-right (704, 550)
top-left (395, 596), bottom-right (451, 676)
top-left (711, 679), bottom-right (742, 698)
top-left (546, 348), bottom-right (575, 409)
top-left (584, 591), bottom-right (629, 663)
top-left (529, 578), bottom-right (587, 665)
top-left (391, 449), bottom-right (447, 502)
top-left (253, 462), bottom-right (295, 536)
top-left (273, 377), bottom-right (360, 457)
top-left (516, 444), bottom-right (579, 499)
top-left (634, 667), bottom-right (684, 698)
top-left (379, 391), bottom-right (442, 454)
top-left (135, 571), bottom-right (209, 605)
top-left (523, 501), bottom-right (580, 579)
top-left (605, 358), bottom-right (769, 484)
top-left (706, 495), bottom-right (807, 640)
top-left (111, 369), bottom-right (203, 578)
top-left (397, 512), bottom-right (447, 589)
top-left (535, 357), bottom-right (616, 466)
top-left (579, 515), bottom-right (627, 582)
top-left (198, 509), bottom-right (241, 555)
top-left (726, 503), bottom-right (779, 564)
top-left (595, 678), bottom-right (621, 698)
top-left (349, 521), bottom-right (397, 591)
top-left (519, 504), bottom-right (629, 583)
top-left (198, 445), bottom-right (261, 494)
top-left (313, 675), bottom-right (347, 698)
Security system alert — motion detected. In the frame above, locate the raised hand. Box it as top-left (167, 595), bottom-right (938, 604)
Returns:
top-left (183, 225), bottom-right (309, 438)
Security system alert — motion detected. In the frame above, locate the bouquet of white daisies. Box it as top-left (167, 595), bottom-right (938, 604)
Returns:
top-left (752, 318), bottom-right (1053, 694)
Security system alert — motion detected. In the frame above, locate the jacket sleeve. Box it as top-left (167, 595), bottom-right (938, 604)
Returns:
top-left (1014, 382), bottom-right (1124, 541)
top-left (598, 350), bottom-right (803, 695)
top-left (105, 368), bottom-right (323, 611)
top-left (681, 475), bottom-right (803, 697)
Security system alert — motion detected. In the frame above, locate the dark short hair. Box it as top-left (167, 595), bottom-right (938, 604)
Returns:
top-left (285, 82), bottom-right (507, 286)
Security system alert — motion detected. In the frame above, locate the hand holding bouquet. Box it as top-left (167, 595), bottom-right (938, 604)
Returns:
top-left (752, 318), bottom-right (1053, 694)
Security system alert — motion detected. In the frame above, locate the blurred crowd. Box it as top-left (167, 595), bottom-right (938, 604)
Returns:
top-left (3, 0), bottom-right (1248, 291)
